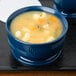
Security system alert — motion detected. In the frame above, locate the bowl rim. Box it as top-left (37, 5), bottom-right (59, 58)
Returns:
top-left (5, 6), bottom-right (68, 45)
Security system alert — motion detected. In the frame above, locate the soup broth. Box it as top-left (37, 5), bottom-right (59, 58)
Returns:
top-left (10, 11), bottom-right (63, 44)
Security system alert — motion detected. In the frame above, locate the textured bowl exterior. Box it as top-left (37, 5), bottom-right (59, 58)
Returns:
top-left (5, 6), bottom-right (68, 66)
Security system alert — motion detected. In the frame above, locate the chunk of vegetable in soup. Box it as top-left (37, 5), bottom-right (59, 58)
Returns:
top-left (10, 11), bottom-right (63, 44)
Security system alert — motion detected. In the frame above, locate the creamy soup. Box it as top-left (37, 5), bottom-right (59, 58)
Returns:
top-left (10, 11), bottom-right (63, 44)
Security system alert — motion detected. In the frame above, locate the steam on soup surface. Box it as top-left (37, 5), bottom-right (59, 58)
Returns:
top-left (10, 11), bottom-right (63, 44)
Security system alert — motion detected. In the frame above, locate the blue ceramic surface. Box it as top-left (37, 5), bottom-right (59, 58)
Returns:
top-left (54, 0), bottom-right (76, 18)
top-left (5, 6), bottom-right (68, 66)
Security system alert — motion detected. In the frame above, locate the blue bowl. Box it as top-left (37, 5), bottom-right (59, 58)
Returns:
top-left (5, 6), bottom-right (68, 66)
top-left (54, 0), bottom-right (76, 18)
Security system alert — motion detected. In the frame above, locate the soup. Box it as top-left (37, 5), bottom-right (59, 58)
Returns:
top-left (10, 11), bottom-right (63, 44)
